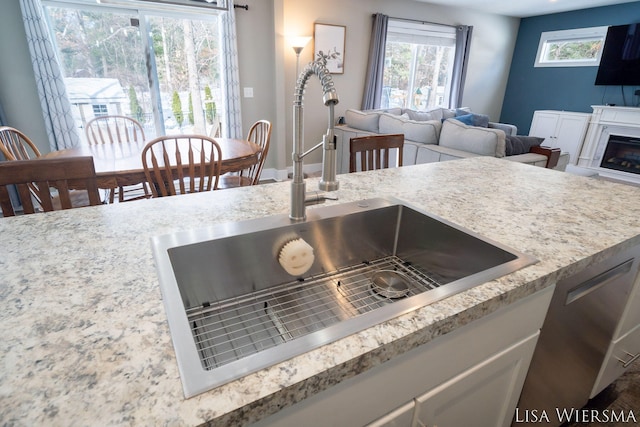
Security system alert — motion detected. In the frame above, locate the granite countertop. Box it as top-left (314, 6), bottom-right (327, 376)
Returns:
top-left (2, 157), bottom-right (640, 426)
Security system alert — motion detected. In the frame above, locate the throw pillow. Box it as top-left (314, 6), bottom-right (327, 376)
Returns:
top-left (405, 109), bottom-right (437, 121)
top-left (344, 109), bottom-right (380, 133)
top-left (453, 113), bottom-right (476, 126)
top-left (442, 108), bottom-right (458, 119)
top-left (504, 135), bottom-right (544, 156)
top-left (454, 111), bottom-right (490, 128)
top-left (439, 119), bottom-right (506, 157)
top-left (378, 113), bottom-right (440, 144)
top-left (374, 107), bottom-right (403, 116)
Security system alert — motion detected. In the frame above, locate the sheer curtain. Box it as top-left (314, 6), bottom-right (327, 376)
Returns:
top-left (450, 25), bottom-right (473, 108)
top-left (19, 0), bottom-right (80, 150)
top-left (220, 0), bottom-right (243, 139)
top-left (361, 13), bottom-right (389, 110)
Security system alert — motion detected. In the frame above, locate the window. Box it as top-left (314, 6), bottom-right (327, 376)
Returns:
top-left (92, 104), bottom-right (109, 116)
top-left (381, 20), bottom-right (457, 110)
top-left (42, 0), bottom-right (224, 143)
top-left (535, 26), bottom-right (608, 68)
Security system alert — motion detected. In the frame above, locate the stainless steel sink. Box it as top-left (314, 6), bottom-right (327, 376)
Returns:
top-left (151, 197), bottom-right (536, 398)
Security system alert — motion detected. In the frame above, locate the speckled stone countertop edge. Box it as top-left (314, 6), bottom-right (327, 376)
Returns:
top-left (3, 157), bottom-right (640, 426)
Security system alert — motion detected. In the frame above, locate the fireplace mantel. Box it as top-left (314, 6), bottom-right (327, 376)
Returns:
top-left (578, 105), bottom-right (640, 184)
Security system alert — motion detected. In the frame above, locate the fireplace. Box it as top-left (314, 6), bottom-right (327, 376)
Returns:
top-left (578, 106), bottom-right (640, 184)
top-left (600, 135), bottom-right (640, 175)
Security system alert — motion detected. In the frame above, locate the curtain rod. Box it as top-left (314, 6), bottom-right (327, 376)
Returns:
top-left (98, 0), bottom-right (249, 11)
top-left (374, 14), bottom-right (453, 28)
top-left (194, 0), bottom-right (248, 9)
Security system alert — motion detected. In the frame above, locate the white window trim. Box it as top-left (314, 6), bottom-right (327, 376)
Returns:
top-left (534, 26), bottom-right (608, 68)
top-left (45, 0), bottom-right (224, 18)
top-left (97, 0), bottom-right (228, 13)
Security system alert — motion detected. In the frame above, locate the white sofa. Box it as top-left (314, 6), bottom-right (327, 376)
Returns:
top-left (335, 108), bottom-right (569, 174)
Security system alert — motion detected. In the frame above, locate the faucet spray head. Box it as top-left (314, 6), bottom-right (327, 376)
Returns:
top-left (323, 92), bottom-right (339, 106)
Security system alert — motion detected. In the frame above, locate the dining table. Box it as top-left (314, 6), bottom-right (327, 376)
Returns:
top-left (43, 137), bottom-right (261, 190)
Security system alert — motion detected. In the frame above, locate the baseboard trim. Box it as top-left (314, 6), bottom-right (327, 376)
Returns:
top-left (260, 162), bottom-right (323, 182)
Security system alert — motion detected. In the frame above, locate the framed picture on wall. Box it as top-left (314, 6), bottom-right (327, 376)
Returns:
top-left (314, 23), bottom-right (345, 74)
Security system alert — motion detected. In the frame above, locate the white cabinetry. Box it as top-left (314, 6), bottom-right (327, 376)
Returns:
top-left (253, 286), bottom-right (554, 427)
top-left (412, 334), bottom-right (537, 427)
top-left (529, 110), bottom-right (591, 165)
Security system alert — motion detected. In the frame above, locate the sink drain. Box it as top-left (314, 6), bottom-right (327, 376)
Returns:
top-left (370, 270), bottom-right (411, 299)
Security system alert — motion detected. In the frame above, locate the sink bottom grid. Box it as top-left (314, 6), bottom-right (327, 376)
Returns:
top-left (186, 255), bottom-right (444, 370)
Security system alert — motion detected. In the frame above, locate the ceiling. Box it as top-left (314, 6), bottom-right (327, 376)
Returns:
top-left (414, 0), bottom-right (640, 18)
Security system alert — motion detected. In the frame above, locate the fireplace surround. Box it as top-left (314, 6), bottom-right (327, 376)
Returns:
top-left (578, 106), bottom-right (640, 184)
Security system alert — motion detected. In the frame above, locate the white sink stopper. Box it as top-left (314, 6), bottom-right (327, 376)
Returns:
top-left (278, 238), bottom-right (315, 276)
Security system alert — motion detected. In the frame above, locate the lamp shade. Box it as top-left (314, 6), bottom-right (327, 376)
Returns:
top-left (290, 36), bottom-right (312, 53)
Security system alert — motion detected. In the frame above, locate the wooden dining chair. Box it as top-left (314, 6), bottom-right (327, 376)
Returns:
top-left (349, 134), bottom-right (405, 173)
top-left (0, 126), bottom-right (42, 160)
top-left (85, 115), bottom-right (150, 203)
top-left (141, 134), bottom-right (222, 197)
top-left (0, 126), bottom-right (44, 205)
top-left (219, 120), bottom-right (271, 188)
top-left (85, 115), bottom-right (146, 145)
top-left (0, 156), bottom-right (102, 217)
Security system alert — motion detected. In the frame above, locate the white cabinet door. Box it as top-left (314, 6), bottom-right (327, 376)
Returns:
top-left (529, 111), bottom-right (591, 165)
top-left (592, 323), bottom-right (640, 397)
top-left (413, 334), bottom-right (539, 427)
top-left (529, 112), bottom-right (559, 145)
top-left (367, 401), bottom-right (415, 427)
top-left (614, 273), bottom-right (640, 339)
top-left (591, 263), bottom-right (640, 396)
top-left (553, 115), bottom-right (591, 162)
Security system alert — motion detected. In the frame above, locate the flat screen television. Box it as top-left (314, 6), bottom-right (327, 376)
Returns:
top-left (595, 23), bottom-right (640, 86)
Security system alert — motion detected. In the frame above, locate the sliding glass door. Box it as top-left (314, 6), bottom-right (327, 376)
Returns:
top-left (43, 1), bottom-right (223, 144)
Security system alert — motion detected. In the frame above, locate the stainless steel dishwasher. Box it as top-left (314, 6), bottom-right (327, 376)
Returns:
top-left (515, 244), bottom-right (640, 426)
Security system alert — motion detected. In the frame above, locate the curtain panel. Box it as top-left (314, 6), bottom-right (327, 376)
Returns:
top-left (361, 13), bottom-right (389, 110)
top-left (20, 0), bottom-right (80, 151)
top-left (450, 25), bottom-right (473, 109)
top-left (220, 0), bottom-right (243, 139)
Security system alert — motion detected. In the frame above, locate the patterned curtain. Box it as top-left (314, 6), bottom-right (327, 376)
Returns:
top-left (19, 0), bottom-right (80, 150)
top-left (220, 0), bottom-right (243, 139)
top-left (361, 13), bottom-right (389, 110)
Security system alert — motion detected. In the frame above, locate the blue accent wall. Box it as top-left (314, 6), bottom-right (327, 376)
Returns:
top-left (500, 2), bottom-right (640, 134)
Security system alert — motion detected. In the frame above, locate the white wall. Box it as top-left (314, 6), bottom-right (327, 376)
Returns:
top-left (0, 0), bottom-right (50, 154)
top-left (0, 0), bottom-right (519, 174)
top-left (272, 0), bottom-right (520, 169)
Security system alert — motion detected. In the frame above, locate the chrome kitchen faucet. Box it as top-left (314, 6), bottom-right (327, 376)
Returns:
top-left (290, 58), bottom-right (340, 221)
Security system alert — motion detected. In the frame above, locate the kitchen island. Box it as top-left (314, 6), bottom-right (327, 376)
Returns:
top-left (2, 157), bottom-right (640, 426)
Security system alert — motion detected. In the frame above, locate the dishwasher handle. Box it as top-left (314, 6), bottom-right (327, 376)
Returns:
top-left (565, 258), bottom-right (634, 305)
top-left (617, 351), bottom-right (640, 368)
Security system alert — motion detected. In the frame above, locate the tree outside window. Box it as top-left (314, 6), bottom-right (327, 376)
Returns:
top-left (381, 20), bottom-right (456, 110)
top-left (43, 2), bottom-right (223, 142)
